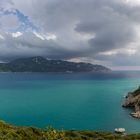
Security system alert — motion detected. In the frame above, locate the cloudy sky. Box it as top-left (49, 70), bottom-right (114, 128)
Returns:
top-left (0, 0), bottom-right (140, 70)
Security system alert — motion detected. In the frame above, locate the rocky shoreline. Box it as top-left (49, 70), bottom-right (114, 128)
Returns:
top-left (122, 86), bottom-right (140, 119)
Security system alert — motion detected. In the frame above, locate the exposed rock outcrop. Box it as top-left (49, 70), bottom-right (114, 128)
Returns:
top-left (122, 86), bottom-right (140, 119)
top-left (115, 128), bottom-right (126, 134)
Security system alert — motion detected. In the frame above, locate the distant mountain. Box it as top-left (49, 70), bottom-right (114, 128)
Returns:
top-left (0, 56), bottom-right (111, 72)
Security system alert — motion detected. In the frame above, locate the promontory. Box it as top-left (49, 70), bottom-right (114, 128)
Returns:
top-left (123, 87), bottom-right (140, 118)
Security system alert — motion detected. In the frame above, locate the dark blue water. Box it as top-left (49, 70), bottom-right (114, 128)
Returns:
top-left (0, 71), bottom-right (140, 133)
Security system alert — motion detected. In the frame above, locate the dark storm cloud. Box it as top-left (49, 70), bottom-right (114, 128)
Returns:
top-left (88, 24), bottom-right (135, 53)
top-left (74, 1), bottom-right (137, 53)
top-left (0, 0), bottom-right (140, 68)
top-left (0, 31), bottom-right (89, 62)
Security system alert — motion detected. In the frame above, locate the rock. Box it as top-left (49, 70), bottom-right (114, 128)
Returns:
top-left (130, 111), bottom-right (140, 118)
top-left (115, 128), bottom-right (126, 134)
top-left (122, 87), bottom-right (140, 119)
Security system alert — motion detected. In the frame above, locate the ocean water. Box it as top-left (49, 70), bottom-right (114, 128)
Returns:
top-left (0, 71), bottom-right (140, 133)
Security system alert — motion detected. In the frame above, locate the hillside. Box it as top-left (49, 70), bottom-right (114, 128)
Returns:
top-left (0, 121), bottom-right (140, 140)
top-left (0, 56), bottom-right (110, 72)
top-left (123, 87), bottom-right (140, 118)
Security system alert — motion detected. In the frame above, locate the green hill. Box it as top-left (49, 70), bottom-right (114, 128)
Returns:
top-left (0, 56), bottom-right (110, 72)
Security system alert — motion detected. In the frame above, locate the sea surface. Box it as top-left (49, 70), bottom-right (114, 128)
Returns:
top-left (0, 71), bottom-right (140, 133)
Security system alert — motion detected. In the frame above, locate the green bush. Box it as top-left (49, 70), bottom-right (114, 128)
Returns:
top-left (0, 120), bottom-right (139, 140)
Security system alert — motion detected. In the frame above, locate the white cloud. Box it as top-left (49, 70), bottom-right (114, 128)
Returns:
top-left (46, 33), bottom-right (57, 41)
top-left (0, 0), bottom-right (13, 10)
top-left (0, 34), bottom-right (5, 40)
top-left (12, 32), bottom-right (23, 38)
top-left (99, 47), bottom-right (137, 56)
top-left (33, 32), bottom-right (57, 41)
top-left (0, 14), bottom-right (20, 30)
top-left (124, 0), bottom-right (140, 6)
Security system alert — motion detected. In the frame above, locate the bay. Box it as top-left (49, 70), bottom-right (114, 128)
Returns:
top-left (0, 71), bottom-right (139, 133)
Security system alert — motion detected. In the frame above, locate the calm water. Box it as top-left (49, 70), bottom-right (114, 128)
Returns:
top-left (0, 71), bottom-right (140, 133)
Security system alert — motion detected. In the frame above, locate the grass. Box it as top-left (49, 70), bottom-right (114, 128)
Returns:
top-left (0, 121), bottom-right (139, 140)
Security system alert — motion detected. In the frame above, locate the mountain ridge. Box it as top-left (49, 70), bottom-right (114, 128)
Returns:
top-left (0, 56), bottom-right (111, 72)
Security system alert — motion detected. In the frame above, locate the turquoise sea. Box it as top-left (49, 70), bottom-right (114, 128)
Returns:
top-left (0, 71), bottom-right (140, 133)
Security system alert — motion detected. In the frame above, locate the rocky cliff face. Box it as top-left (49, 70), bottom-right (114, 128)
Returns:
top-left (122, 87), bottom-right (140, 118)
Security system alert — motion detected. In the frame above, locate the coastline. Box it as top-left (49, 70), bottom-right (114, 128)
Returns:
top-left (0, 120), bottom-right (140, 140)
top-left (122, 86), bottom-right (140, 119)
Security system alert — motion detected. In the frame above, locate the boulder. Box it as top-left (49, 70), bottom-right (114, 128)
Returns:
top-left (115, 128), bottom-right (125, 134)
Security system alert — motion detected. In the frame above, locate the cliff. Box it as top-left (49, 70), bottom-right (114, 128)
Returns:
top-left (0, 56), bottom-right (111, 72)
top-left (122, 87), bottom-right (140, 118)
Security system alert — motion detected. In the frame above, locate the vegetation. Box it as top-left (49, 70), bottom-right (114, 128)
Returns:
top-left (0, 56), bottom-right (110, 72)
top-left (0, 120), bottom-right (140, 140)
top-left (129, 87), bottom-right (140, 97)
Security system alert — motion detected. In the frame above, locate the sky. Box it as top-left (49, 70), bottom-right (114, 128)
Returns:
top-left (0, 0), bottom-right (140, 70)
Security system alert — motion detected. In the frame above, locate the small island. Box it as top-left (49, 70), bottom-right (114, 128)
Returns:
top-left (122, 87), bottom-right (140, 118)
top-left (0, 56), bottom-right (110, 73)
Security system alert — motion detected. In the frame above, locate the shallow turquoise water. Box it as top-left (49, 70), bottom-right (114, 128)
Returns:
top-left (0, 72), bottom-right (140, 133)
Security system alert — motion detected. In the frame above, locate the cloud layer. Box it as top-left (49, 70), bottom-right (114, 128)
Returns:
top-left (0, 0), bottom-right (140, 69)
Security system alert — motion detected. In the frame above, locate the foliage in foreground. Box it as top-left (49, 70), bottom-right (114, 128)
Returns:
top-left (0, 120), bottom-right (140, 140)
